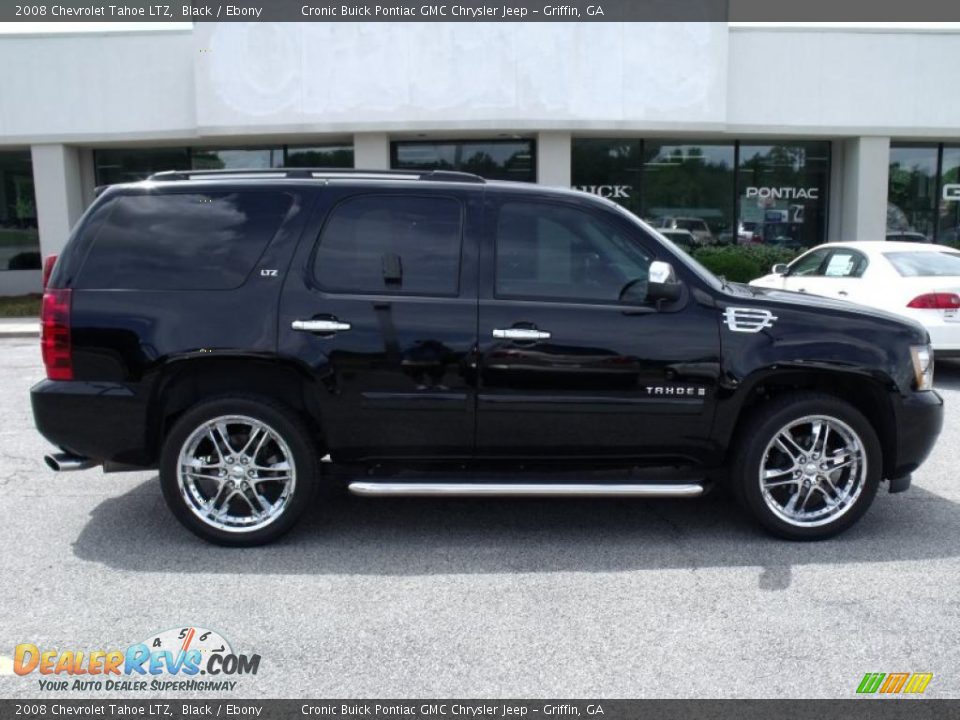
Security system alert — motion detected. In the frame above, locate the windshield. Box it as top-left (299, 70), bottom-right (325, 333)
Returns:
top-left (884, 251), bottom-right (960, 277)
top-left (606, 201), bottom-right (724, 290)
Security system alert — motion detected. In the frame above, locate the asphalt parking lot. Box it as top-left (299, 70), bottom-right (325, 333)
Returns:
top-left (1, 336), bottom-right (959, 699)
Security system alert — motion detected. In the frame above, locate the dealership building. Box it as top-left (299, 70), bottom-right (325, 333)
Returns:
top-left (1, 21), bottom-right (959, 295)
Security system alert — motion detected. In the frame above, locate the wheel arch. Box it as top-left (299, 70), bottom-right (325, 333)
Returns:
top-left (718, 366), bottom-right (899, 479)
top-left (146, 353), bottom-right (327, 465)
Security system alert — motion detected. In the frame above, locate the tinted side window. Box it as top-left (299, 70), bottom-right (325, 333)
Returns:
top-left (77, 191), bottom-right (293, 290)
top-left (788, 249), bottom-right (829, 277)
top-left (495, 201), bottom-right (652, 303)
top-left (314, 195), bottom-right (462, 296)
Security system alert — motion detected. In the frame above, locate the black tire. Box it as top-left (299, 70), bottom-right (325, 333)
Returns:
top-left (731, 392), bottom-right (882, 540)
top-left (160, 396), bottom-right (319, 546)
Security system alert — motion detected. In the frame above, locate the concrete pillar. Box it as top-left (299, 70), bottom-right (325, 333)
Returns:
top-left (353, 132), bottom-right (390, 170)
top-left (838, 136), bottom-right (890, 242)
top-left (536, 132), bottom-right (572, 187)
top-left (31, 144), bottom-right (86, 257)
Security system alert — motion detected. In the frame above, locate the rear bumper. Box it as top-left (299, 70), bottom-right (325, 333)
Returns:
top-left (31, 379), bottom-right (153, 467)
top-left (890, 390), bottom-right (944, 479)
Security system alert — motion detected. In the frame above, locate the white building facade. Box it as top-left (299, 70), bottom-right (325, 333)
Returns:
top-left (1, 22), bottom-right (959, 294)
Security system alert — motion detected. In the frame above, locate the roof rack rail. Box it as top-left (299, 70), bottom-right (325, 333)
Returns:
top-left (146, 168), bottom-right (486, 184)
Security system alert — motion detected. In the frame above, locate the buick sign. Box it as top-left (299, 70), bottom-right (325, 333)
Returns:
top-left (573, 185), bottom-right (631, 199)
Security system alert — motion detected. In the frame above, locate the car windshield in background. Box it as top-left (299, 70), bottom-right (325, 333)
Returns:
top-left (885, 251), bottom-right (960, 277)
top-left (676, 220), bottom-right (702, 231)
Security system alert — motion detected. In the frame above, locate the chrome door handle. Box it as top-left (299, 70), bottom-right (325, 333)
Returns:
top-left (492, 328), bottom-right (551, 341)
top-left (838, 291), bottom-right (848, 297)
top-left (291, 319), bottom-right (351, 333)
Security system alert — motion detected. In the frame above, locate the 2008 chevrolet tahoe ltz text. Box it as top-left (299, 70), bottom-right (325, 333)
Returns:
top-left (31, 168), bottom-right (943, 545)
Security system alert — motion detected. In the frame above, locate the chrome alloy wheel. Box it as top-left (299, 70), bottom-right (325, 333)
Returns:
top-left (758, 414), bottom-right (867, 528)
top-left (176, 414), bottom-right (297, 533)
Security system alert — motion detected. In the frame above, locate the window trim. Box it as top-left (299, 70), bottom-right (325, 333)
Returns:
top-left (491, 197), bottom-right (657, 307)
top-left (309, 192), bottom-right (466, 299)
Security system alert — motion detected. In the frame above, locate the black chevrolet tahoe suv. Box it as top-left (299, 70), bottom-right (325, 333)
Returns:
top-left (32, 168), bottom-right (944, 545)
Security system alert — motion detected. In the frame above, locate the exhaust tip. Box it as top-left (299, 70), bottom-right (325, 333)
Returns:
top-left (44, 452), bottom-right (97, 472)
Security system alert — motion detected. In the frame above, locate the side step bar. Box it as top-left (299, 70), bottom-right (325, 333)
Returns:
top-left (348, 482), bottom-right (704, 498)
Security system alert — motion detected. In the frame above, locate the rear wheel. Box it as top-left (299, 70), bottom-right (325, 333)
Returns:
top-left (160, 396), bottom-right (319, 546)
top-left (732, 392), bottom-right (882, 540)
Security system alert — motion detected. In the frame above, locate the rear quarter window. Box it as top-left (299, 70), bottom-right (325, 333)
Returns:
top-left (76, 191), bottom-right (294, 290)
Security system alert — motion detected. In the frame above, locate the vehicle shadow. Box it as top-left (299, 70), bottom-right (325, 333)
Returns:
top-left (72, 475), bottom-right (960, 590)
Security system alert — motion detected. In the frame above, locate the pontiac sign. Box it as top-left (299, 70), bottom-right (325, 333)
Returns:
top-left (745, 186), bottom-right (819, 200)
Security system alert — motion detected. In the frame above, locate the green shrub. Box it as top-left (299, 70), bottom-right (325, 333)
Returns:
top-left (689, 245), bottom-right (801, 284)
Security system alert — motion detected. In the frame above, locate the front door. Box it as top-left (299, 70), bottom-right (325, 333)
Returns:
top-left (278, 187), bottom-right (480, 461)
top-left (475, 195), bottom-right (721, 463)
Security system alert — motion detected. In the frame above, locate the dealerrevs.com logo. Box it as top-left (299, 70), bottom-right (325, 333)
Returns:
top-left (13, 626), bottom-right (260, 692)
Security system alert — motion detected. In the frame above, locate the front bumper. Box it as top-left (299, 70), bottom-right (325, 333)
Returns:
top-left (890, 390), bottom-right (944, 480)
top-left (31, 379), bottom-right (153, 466)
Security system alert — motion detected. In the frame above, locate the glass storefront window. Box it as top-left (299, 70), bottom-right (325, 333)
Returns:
top-left (939, 146), bottom-right (960, 247)
top-left (571, 138), bottom-right (643, 216)
top-left (94, 148), bottom-right (191, 186)
top-left (391, 140), bottom-right (535, 182)
top-left (0, 151), bottom-right (40, 271)
top-left (642, 141), bottom-right (735, 244)
top-left (888, 144), bottom-right (939, 242)
top-left (572, 138), bottom-right (830, 249)
top-left (285, 144), bottom-right (354, 168)
top-left (94, 144), bottom-right (355, 186)
top-left (191, 147), bottom-right (284, 170)
top-left (738, 142), bottom-right (830, 249)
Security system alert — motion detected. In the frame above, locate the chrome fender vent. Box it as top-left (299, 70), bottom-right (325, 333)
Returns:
top-left (724, 307), bottom-right (778, 333)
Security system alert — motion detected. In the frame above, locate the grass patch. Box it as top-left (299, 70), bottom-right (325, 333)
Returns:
top-left (0, 294), bottom-right (41, 317)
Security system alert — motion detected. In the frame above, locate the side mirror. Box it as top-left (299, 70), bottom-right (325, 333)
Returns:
top-left (772, 263), bottom-right (789, 276)
top-left (648, 260), bottom-right (682, 303)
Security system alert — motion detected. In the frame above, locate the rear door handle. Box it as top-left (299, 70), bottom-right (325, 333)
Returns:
top-left (838, 291), bottom-right (849, 297)
top-left (492, 328), bottom-right (551, 341)
top-left (292, 319), bottom-right (352, 333)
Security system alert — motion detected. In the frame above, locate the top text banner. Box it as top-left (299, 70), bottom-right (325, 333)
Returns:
top-left (6, 0), bottom-right (960, 22)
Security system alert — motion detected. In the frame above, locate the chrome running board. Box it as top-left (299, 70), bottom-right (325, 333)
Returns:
top-left (347, 482), bottom-right (704, 498)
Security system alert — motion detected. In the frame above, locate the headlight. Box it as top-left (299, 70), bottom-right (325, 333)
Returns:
top-left (911, 344), bottom-right (934, 391)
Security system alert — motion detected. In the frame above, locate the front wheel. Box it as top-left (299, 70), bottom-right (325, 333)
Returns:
top-left (160, 396), bottom-right (319, 546)
top-left (732, 392), bottom-right (882, 540)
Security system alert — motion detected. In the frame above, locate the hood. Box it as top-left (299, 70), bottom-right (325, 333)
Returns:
top-left (744, 285), bottom-right (929, 339)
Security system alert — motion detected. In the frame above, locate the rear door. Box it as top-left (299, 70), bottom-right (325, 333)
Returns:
top-left (278, 185), bottom-right (481, 461)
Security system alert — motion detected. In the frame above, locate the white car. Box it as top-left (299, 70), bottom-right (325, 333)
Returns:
top-left (750, 241), bottom-right (960, 355)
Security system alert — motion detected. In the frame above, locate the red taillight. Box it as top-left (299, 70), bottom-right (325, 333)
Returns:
top-left (42, 254), bottom-right (57, 290)
top-left (907, 292), bottom-right (960, 309)
top-left (41, 288), bottom-right (72, 381)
